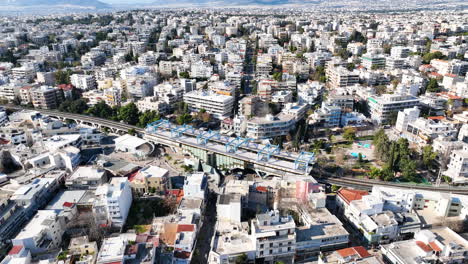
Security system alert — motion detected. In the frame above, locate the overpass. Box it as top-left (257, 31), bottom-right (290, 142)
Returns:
top-left (4, 105), bottom-right (468, 194)
top-left (2, 106), bottom-right (316, 178)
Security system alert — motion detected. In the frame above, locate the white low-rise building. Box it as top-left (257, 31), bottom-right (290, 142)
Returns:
top-left (443, 144), bottom-right (468, 184)
top-left (183, 91), bottom-right (234, 119)
top-left (12, 210), bottom-right (64, 254)
top-left (382, 227), bottom-right (468, 264)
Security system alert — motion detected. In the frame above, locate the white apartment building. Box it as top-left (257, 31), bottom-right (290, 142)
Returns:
top-left (443, 144), bottom-right (468, 184)
top-left (382, 228), bottom-right (468, 264)
top-left (244, 114), bottom-right (296, 139)
top-left (12, 210), bottom-right (64, 254)
top-left (256, 54), bottom-right (273, 77)
top-left (251, 210), bottom-right (296, 264)
top-left (390, 46), bottom-right (410, 59)
top-left (94, 177), bottom-right (133, 228)
top-left (297, 81), bottom-right (323, 105)
top-left (296, 207), bottom-right (349, 257)
top-left (96, 235), bottom-right (128, 264)
top-left (209, 221), bottom-right (256, 264)
top-left (70, 74), bottom-right (97, 91)
top-left (368, 93), bottom-right (420, 124)
top-left (183, 172), bottom-right (207, 200)
top-left (216, 193), bottom-right (242, 223)
top-left (191, 61), bottom-right (213, 79)
top-left (183, 91), bottom-right (234, 119)
top-left (136, 96), bottom-right (170, 114)
top-left (396, 107), bottom-right (421, 133)
top-left (361, 53), bottom-right (386, 69)
top-left (326, 66), bottom-right (360, 88)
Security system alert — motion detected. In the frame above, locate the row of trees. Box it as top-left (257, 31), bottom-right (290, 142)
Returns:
top-left (59, 100), bottom-right (161, 129)
top-left (85, 101), bottom-right (161, 128)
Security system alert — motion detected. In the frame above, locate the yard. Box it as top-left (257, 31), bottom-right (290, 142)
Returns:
top-left (125, 198), bottom-right (171, 231)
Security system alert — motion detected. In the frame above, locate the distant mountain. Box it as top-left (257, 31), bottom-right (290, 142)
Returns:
top-left (142, 0), bottom-right (463, 8)
top-left (0, 0), bottom-right (110, 9)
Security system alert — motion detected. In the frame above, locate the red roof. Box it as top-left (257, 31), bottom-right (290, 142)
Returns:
top-left (353, 246), bottom-right (371, 258)
top-left (337, 188), bottom-right (369, 205)
top-left (8, 245), bottom-right (23, 255)
top-left (127, 170), bottom-right (140, 182)
top-left (416, 241), bottom-right (432, 252)
top-left (167, 189), bottom-right (184, 203)
top-left (177, 224), bottom-right (195, 232)
top-left (337, 246), bottom-right (371, 259)
top-left (429, 241), bottom-right (442, 252)
top-left (62, 202), bottom-right (74, 208)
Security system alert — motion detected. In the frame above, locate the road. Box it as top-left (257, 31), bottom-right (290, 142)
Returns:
top-left (191, 191), bottom-right (217, 263)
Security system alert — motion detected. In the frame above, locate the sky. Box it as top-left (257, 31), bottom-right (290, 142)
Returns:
top-left (102, 0), bottom-right (155, 3)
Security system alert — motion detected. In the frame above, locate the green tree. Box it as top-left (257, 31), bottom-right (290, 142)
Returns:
top-left (335, 49), bottom-right (349, 59)
top-left (118, 102), bottom-right (140, 125)
top-left (400, 158), bottom-right (417, 182)
top-left (272, 72), bottom-right (282, 82)
top-left (346, 63), bottom-right (355, 71)
top-left (128, 128), bottom-right (137, 136)
top-left (59, 99), bottom-right (88, 114)
top-left (422, 145), bottom-right (437, 170)
top-left (86, 101), bottom-right (115, 118)
top-left (179, 72), bottom-right (190, 78)
top-left (331, 184), bottom-right (341, 192)
top-left (235, 253), bottom-right (248, 264)
top-left (343, 127), bottom-right (357, 141)
top-left (426, 78), bottom-right (441, 93)
top-left (176, 113), bottom-right (192, 125)
top-left (422, 51), bottom-right (445, 64)
top-left (55, 70), bottom-right (72, 85)
top-left (137, 110), bottom-right (160, 128)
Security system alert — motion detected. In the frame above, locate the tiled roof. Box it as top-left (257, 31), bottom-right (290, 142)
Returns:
top-left (337, 188), bottom-right (369, 205)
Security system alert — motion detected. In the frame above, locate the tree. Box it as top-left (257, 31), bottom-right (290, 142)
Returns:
top-left (346, 63), bottom-right (355, 71)
top-left (179, 72), bottom-right (190, 78)
top-left (374, 85), bottom-right (387, 95)
top-left (335, 49), bottom-right (349, 60)
top-left (331, 185), bottom-right (341, 192)
top-left (422, 51), bottom-right (445, 64)
top-left (426, 78), bottom-right (441, 93)
top-left (387, 111), bottom-right (399, 126)
top-left (176, 113), bottom-right (192, 125)
top-left (125, 50), bottom-right (135, 62)
top-left (59, 99), bottom-right (88, 114)
top-left (95, 31), bottom-right (108, 42)
top-left (358, 153), bottom-right (364, 163)
top-left (128, 128), bottom-right (136, 136)
top-left (349, 30), bottom-right (366, 43)
top-left (55, 70), bottom-right (72, 85)
top-left (235, 253), bottom-right (248, 264)
top-left (272, 72), bottom-right (282, 82)
top-left (118, 102), bottom-right (140, 125)
top-left (86, 101), bottom-right (116, 119)
top-left (137, 110), bottom-right (160, 128)
top-left (343, 127), bottom-right (357, 141)
top-left (422, 145), bottom-right (437, 170)
top-left (400, 158), bottom-right (417, 182)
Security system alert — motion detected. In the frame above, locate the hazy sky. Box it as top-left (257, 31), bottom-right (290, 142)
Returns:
top-left (102, 0), bottom-right (155, 3)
